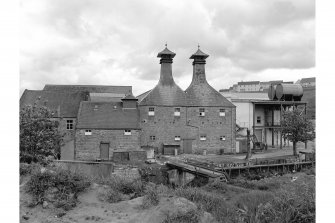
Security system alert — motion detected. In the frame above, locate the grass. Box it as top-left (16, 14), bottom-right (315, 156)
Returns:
top-left (141, 183), bottom-right (160, 208)
top-left (163, 207), bottom-right (203, 223)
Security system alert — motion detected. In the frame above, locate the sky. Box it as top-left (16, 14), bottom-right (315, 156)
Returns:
top-left (20, 0), bottom-right (315, 96)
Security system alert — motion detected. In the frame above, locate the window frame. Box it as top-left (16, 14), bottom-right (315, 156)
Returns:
top-left (220, 136), bottom-right (226, 141)
top-left (85, 129), bottom-right (92, 136)
top-left (148, 107), bottom-right (155, 116)
top-left (199, 108), bottom-right (205, 117)
top-left (66, 119), bottom-right (74, 130)
top-left (219, 108), bottom-right (226, 117)
top-left (150, 135), bottom-right (156, 141)
top-left (124, 129), bottom-right (131, 136)
top-left (174, 107), bottom-right (181, 117)
top-left (200, 135), bottom-right (207, 141)
top-left (175, 136), bottom-right (181, 141)
top-left (256, 116), bottom-right (261, 124)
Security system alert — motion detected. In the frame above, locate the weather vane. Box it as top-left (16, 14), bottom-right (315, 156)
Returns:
top-left (165, 42), bottom-right (167, 47)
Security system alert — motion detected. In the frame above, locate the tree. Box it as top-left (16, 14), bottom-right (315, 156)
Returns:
top-left (281, 108), bottom-right (315, 156)
top-left (20, 103), bottom-right (63, 163)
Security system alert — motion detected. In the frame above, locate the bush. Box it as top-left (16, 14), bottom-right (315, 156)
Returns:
top-left (228, 178), bottom-right (280, 191)
top-left (257, 182), bottom-right (315, 223)
top-left (163, 207), bottom-right (203, 223)
top-left (98, 188), bottom-right (124, 203)
top-left (26, 167), bottom-right (91, 210)
top-left (235, 191), bottom-right (274, 222)
top-left (101, 176), bottom-right (145, 196)
top-left (141, 183), bottom-right (159, 209)
top-left (174, 187), bottom-right (238, 222)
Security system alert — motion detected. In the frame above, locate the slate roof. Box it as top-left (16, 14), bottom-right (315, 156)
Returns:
top-left (43, 84), bottom-right (132, 94)
top-left (237, 81), bottom-right (260, 85)
top-left (157, 47), bottom-right (176, 57)
top-left (185, 83), bottom-right (235, 107)
top-left (300, 77), bottom-right (315, 84)
top-left (20, 90), bottom-right (87, 117)
top-left (185, 49), bottom-right (234, 107)
top-left (190, 49), bottom-right (209, 59)
top-left (89, 93), bottom-right (125, 102)
top-left (76, 102), bottom-right (140, 129)
top-left (139, 47), bottom-right (186, 106)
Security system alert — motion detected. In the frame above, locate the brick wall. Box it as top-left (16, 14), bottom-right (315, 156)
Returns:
top-left (75, 129), bottom-right (141, 160)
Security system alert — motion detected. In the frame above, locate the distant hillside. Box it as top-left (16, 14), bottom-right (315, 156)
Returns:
top-left (301, 86), bottom-right (315, 119)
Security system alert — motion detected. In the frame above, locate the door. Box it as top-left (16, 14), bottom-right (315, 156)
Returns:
top-left (183, 139), bottom-right (193, 154)
top-left (254, 129), bottom-right (263, 142)
top-left (100, 143), bottom-right (110, 160)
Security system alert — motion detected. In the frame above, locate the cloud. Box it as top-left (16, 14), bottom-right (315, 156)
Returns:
top-left (20, 0), bottom-right (315, 95)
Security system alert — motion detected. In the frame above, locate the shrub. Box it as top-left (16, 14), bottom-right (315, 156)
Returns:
top-left (163, 207), bottom-right (203, 223)
top-left (26, 167), bottom-right (91, 210)
top-left (257, 182), bottom-right (315, 223)
top-left (101, 176), bottom-right (145, 196)
top-left (98, 188), bottom-right (124, 203)
top-left (235, 191), bottom-right (274, 222)
top-left (141, 183), bottom-right (159, 209)
top-left (174, 187), bottom-right (238, 222)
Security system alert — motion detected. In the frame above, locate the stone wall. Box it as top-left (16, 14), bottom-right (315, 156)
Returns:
top-left (75, 129), bottom-right (141, 160)
top-left (139, 105), bottom-right (236, 154)
top-left (186, 106), bottom-right (236, 154)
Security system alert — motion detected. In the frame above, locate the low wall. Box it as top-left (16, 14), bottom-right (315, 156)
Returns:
top-left (54, 160), bottom-right (114, 178)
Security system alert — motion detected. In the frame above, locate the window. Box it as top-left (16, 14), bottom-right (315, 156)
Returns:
top-left (148, 107), bottom-right (155, 116)
top-left (174, 107), bottom-right (181, 117)
top-left (175, 136), bottom-right (181, 141)
top-left (85, 130), bottom-right (92, 135)
top-left (219, 109), bottom-right (226, 117)
top-left (199, 108), bottom-right (205, 117)
top-left (124, 130), bottom-right (131, 135)
top-left (257, 116), bottom-right (261, 124)
top-left (66, 120), bottom-right (74, 130)
top-left (200, 135), bottom-right (207, 141)
top-left (150, 135), bottom-right (156, 141)
top-left (220, 136), bottom-right (226, 141)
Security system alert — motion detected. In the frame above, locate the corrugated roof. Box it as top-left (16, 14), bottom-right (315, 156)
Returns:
top-left (20, 90), bottom-right (87, 117)
top-left (76, 102), bottom-right (140, 129)
top-left (43, 84), bottom-right (132, 94)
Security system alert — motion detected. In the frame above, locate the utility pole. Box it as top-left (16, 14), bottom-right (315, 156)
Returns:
top-left (245, 129), bottom-right (252, 160)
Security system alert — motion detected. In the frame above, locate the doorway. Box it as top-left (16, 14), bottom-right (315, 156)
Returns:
top-left (100, 142), bottom-right (110, 160)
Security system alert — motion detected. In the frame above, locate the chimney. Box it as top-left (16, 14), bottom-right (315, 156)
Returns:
top-left (157, 44), bottom-right (176, 86)
top-left (190, 46), bottom-right (209, 84)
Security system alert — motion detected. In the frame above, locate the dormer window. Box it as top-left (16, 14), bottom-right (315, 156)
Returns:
top-left (148, 107), bottom-right (155, 116)
top-left (199, 108), bottom-right (205, 117)
top-left (174, 108), bottom-right (181, 117)
top-left (219, 109), bottom-right (226, 117)
top-left (124, 130), bottom-right (131, 136)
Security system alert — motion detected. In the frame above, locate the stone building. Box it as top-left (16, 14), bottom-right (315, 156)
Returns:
top-left (138, 46), bottom-right (236, 154)
top-left (75, 96), bottom-right (141, 160)
top-left (20, 85), bottom-right (133, 160)
top-left (20, 46), bottom-right (237, 160)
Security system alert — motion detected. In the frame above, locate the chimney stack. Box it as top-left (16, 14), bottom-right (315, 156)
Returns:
top-left (157, 44), bottom-right (176, 86)
top-left (189, 46), bottom-right (209, 84)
